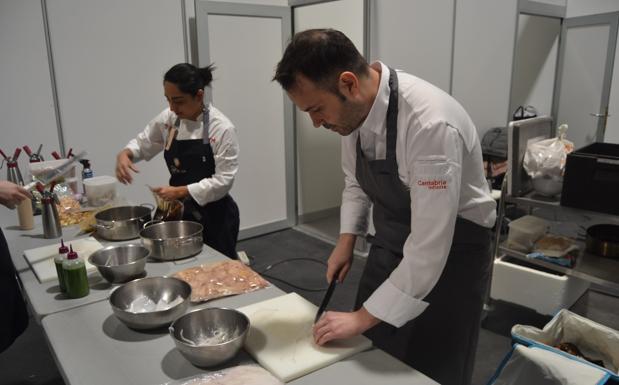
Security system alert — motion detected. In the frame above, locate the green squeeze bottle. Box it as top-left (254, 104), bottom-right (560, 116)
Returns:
top-left (62, 245), bottom-right (90, 298)
top-left (54, 239), bottom-right (69, 292)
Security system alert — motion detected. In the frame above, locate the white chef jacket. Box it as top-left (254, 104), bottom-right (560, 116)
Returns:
top-left (125, 104), bottom-right (239, 206)
top-left (341, 62), bottom-right (496, 327)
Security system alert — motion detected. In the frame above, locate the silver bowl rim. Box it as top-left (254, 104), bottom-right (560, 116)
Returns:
top-left (88, 244), bottom-right (150, 268)
top-left (169, 307), bottom-right (250, 348)
top-left (139, 220), bottom-right (203, 242)
top-left (109, 276), bottom-right (191, 315)
top-left (95, 205), bottom-right (152, 222)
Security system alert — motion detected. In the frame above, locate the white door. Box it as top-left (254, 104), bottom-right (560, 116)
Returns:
top-left (293, 0), bottom-right (364, 219)
top-left (553, 13), bottom-right (619, 149)
top-left (196, 1), bottom-right (294, 239)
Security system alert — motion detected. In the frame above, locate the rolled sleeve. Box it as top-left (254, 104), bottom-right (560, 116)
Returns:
top-left (365, 280), bottom-right (429, 327)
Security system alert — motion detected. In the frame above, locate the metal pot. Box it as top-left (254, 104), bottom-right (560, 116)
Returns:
top-left (585, 224), bottom-right (619, 259)
top-left (94, 205), bottom-right (152, 241)
top-left (139, 220), bottom-right (203, 261)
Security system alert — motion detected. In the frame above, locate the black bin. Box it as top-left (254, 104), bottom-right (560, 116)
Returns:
top-left (561, 142), bottom-right (619, 215)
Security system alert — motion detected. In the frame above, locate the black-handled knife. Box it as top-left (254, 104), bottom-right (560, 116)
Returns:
top-left (314, 270), bottom-right (340, 323)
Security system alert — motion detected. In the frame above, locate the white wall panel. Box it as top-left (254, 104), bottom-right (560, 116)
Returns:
top-left (536, 0), bottom-right (566, 5)
top-left (452, 0), bottom-right (518, 137)
top-left (556, 24), bottom-right (611, 148)
top-left (207, 13), bottom-right (289, 231)
top-left (293, 0), bottom-right (363, 216)
top-left (219, 0), bottom-right (287, 5)
top-left (0, 0), bottom-right (58, 175)
top-left (510, 14), bottom-right (561, 117)
top-left (369, 0), bottom-right (454, 93)
top-left (565, 1), bottom-right (619, 143)
top-left (566, 0), bottom-right (619, 17)
top-left (46, 0), bottom-right (185, 205)
top-left (606, 24), bottom-right (619, 143)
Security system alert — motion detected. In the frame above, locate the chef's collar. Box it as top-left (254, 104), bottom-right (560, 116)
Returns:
top-left (357, 61), bottom-right (390, 136)
top-left (174, 103), bottom-right (208, 124)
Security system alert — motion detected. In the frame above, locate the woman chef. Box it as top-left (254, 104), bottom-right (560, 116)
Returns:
top-left (115, 63), bottom-right (240, 259)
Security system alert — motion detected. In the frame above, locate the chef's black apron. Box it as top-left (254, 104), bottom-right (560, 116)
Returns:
top-left (164, 108), bottom-right (240, 259)
top-left (354, 68), bottom-right (492, 385)
top-left (0, 228), bottom-right (29, 353)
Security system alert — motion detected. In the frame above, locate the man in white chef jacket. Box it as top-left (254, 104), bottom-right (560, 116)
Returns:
top-left (273, 29), bottom-right (496, 385)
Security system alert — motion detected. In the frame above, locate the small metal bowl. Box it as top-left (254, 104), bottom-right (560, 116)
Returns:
top-left (110, 277), bottom-right (191, 330)
top-left (88, 244), bottom-right (149, 284)
top-left (169, 307), bottom-right (249, 367)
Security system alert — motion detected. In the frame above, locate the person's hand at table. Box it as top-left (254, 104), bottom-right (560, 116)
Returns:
top-left (313, 307), bottom-right (380, 345)
top-left (0, 181), bottom-right (31, 209)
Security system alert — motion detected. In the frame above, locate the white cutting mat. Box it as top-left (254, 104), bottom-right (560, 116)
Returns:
top-left (238, 292), bottom-right (372, 382)
top-left (23, 238), bottom-right (102, 283)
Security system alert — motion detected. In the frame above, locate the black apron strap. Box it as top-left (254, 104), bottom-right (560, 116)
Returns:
top-left (202, 106), bottom-right (211, 145)
top-left (386, 67), bottom-right (399, 162)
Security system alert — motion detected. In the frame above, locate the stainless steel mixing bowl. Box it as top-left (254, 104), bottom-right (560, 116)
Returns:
top-left (94, 205), bottom-right (152, 241)
top-left (139, 220), bottom-right (203, 261)
top-left (169, 307), bottom-right (249, 367)
top-left (88, 244), bottom-right (149, 283)
top-left (109, 276), bottom-right (191, 330)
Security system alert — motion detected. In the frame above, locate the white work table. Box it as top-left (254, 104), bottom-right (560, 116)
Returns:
top-left (19, 242), bottom-right (226, 323)
top-left (3, 205), bottom-right (225, 322)
top-left (42, 279), bottom-right (436, 385)
top-left (2, 212), bottom-right (90, 273)
top-left (3, 207), bottom-right (437, 385)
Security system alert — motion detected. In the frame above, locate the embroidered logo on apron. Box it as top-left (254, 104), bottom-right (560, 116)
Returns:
top-left (169, 157), bottom-right (187, 175)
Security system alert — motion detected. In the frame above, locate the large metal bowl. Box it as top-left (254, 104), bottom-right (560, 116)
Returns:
top-left (94, 205), bottom-right (152, 241)
top-left (140, 220), bottom-right (203, 261)
top-left (88, 244), bottom-right (149, 283)
top-left (169, 307), bottom-right (249, 367)
top-left (109, 276), bottom-right (191, 330)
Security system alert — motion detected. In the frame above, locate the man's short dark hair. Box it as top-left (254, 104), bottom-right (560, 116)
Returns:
top-left (273, 29), bottom-right (369, 93)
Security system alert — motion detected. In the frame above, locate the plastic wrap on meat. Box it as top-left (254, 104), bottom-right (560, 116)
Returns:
top-left (173, 260), bottom-right (270, 303)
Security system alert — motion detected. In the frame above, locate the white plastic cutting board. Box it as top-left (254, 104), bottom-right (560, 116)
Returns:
top-left (238, 292), bottom-right (372, 382)
top-left (23, 238), bottom-right (102, 283)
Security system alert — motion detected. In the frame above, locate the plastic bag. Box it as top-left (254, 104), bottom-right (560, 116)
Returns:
top-left (488, 345), bottom-right (607, 385)
top-left (172, 260), bottom-right (270, 303)
top-left (523, 124), bottom-right (574, 179)
top-left (512, 309), bottom-right (619, 374)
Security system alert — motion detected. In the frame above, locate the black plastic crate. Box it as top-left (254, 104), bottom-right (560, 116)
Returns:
top-left (561, 142), bottom-right (619, 215)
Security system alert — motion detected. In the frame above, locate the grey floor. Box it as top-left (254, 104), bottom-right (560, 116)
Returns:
top-left (2, 227), bottom-right (618, 385)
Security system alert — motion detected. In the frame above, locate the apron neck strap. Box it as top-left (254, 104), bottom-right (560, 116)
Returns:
top-left (386, 67), bottom-right (399, 161)
top-left (171, 107), bottom-right (210, 145)
top-left (202, 105), bottom-right (210, 145)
